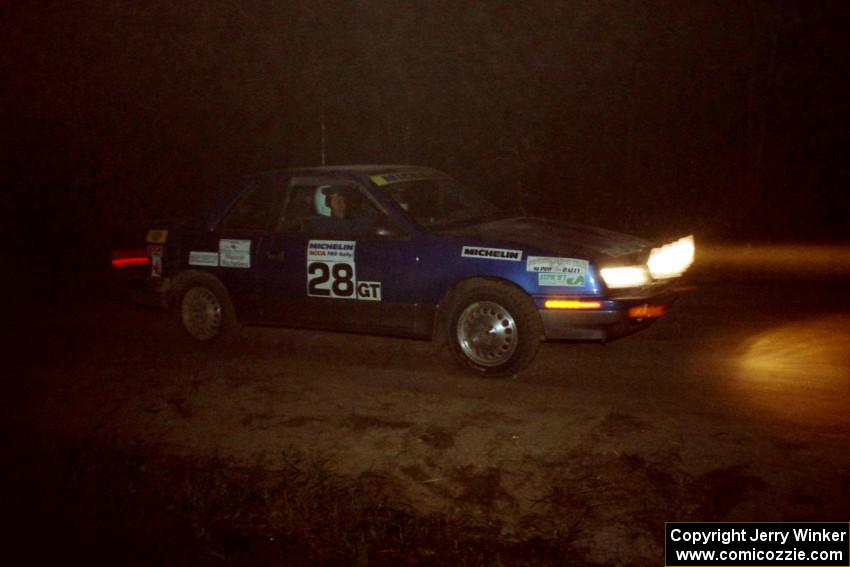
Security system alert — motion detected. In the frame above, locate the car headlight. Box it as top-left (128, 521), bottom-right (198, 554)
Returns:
top-left (647, 235), bottom-right (695, 279)
top-left (600, 265), bottom-right (651, 288)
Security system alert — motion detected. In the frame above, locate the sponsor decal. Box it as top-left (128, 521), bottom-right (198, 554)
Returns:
top-left (147, 245), bottom-right (163, 278)
top-left (306, 240), bottom-right (383, 301)
top-left (461, 246), bottom-right (523, 262)
top-left (526, 256), bottom-right (588, 275)
top-left (538, 273), bottom-right (585, 287)
top-left (219, 239), bottom-right (251, 268)
top-left (307, 240), bottom-right (357, 299)
top-left (189, 251), bottom-right (219, 267)
top-left (357, 281), bottom-right (382, 301)
top-left (307, 240), bottom-right (355, 262)
top-left (146, 229), bottom-right (168, 244)
top-left (370, 172), bottom-right (434, 186)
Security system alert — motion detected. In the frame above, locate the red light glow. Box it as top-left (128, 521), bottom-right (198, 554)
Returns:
top-left (111, 256), bottom-right (150, 268)
top-left (111, 248), bottom-right (150, 269)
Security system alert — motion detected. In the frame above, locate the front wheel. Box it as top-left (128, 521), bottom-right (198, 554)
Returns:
top-left (446, 281), bottom-right (542, 377)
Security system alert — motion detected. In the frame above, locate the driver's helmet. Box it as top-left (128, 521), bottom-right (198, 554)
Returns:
top-left (314, 185), bottom-right (334, 217)
top-left (316, 185), bottom-right (361, 217)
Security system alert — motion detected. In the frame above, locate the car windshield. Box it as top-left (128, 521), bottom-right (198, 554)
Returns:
top-left (374, 174), bottom-right (502, 230)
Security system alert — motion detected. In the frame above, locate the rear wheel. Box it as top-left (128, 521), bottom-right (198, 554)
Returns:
top-left (446, 280), bottom-right (542, 377)
top-left (175, 272), bottom-right (236, 342)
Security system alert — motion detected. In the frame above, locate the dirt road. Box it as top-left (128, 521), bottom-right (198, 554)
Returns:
top-left (8, 264), bottom-right (850, 564)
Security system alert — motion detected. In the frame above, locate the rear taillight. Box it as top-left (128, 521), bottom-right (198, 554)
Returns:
top-left (111, 249), bottom-right (149, 269)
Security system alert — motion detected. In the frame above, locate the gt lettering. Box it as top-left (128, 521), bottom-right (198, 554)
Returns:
top-left (357, 281), bottom-right (382, 301)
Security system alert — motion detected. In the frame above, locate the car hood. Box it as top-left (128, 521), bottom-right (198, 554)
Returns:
top-left (441, 216), bottom-right (651, 261)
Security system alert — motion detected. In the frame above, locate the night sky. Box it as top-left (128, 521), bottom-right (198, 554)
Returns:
top-left (3, 1), bottom-right (849, 280)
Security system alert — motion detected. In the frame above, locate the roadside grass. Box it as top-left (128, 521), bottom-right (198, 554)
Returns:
top-left (2, 426), bottom-right (586, 566)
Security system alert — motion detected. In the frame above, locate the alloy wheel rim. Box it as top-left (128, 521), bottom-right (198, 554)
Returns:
top-left (182, 286), bottom-right (222, 341)
top-left (457, 300), bottom-right (518, 367)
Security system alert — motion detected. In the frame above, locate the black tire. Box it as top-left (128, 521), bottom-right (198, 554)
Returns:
top-left (173, 271), bottom-right (237, 342)
top-left (445, 280), bottom-right (542, 377)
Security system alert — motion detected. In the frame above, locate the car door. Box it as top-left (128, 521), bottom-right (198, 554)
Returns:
top-left (255, 177), bottom-right (420, 336)
top-left (199, 174), bottom-right (288, 321)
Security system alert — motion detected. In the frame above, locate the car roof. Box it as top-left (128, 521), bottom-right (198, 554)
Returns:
top-left (253, 164), bottom-right (441, 179)
top-left (200, 165), bottom-right (444, 230)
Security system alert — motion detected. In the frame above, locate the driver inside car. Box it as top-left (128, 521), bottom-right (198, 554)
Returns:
top-left (311, 185), bottom-right (376, 236)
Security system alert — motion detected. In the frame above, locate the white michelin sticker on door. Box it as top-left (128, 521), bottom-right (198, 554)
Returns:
top-left (219, 239), bottom-right (251, 268)
top-left (308, 240), bottom-right (355, 262)
top-left (526, 256), bottom-right (588, 275)
top-left (461, 246), bottom-right (522, 261)
top-left (189, 251), bottom-right (219, 267)
top-left (538, 273), bottom-right (585, 287)
top-left (307, 240), bottom-right (357, 299)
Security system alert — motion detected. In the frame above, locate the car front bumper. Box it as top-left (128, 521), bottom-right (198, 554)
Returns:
top-left (536, 290), bottom-right (679, 342)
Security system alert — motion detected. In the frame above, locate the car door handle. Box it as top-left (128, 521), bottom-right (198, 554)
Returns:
top-left (265, 250), bottom-right (285, 262)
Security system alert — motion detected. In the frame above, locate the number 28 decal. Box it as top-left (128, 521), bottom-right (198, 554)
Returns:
top-left (307, 261), bottom-right (382, 301)
top-left (307, 261), bottom-right (355, 297)
top-left (306, 242), bottom-right (381, 300)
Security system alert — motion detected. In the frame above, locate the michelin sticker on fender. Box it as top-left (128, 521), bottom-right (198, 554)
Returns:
top-left (461, 246), bottom-right (523, 261)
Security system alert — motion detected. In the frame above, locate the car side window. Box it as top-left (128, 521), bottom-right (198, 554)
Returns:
top-left (280, 185), bottom-right (320, 225)
top-left (220, 177), bottom-right (286, 231)
top-left (280, 183), bottom-right (388, 238)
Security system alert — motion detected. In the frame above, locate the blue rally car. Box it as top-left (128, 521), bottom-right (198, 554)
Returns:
top-left (142, 165), bottom-right (694, 377)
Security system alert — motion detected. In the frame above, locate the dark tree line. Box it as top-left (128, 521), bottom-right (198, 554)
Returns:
top-left (3, 0), bottom-right (848, 277)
